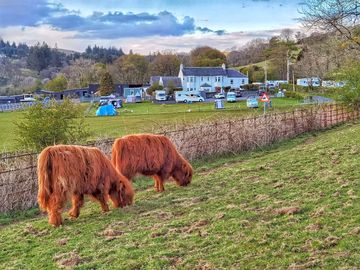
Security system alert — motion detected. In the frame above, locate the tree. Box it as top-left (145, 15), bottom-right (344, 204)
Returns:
top-left (299, 0), bottom-right (360, 49)
top-left (166, 80), bottom-right (177, 95)
top-left (148, 53), bottom-right (181, 76)
top-left (62, 58), bottom-right (105, 88)
top-left (190, 46), bottom-right (226, 67)
top-left (27, 43), bottom-right (52, 72)
top-left (99, 71), bottom-right (114, 96)
top-left (15, 99), bottom-right (90, 151)
top-left (337, 61), bottom-right (360, 107)
top-left (44, 75), bottom-right (68, 92)
top-left (109, 54), bottom-right (149, 84)
top-left (146, 82), bottom-right (163, 96)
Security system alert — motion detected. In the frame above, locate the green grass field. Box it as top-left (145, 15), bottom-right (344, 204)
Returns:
top-left (0, 121), bottom-right (359, 269)
top-left (0, 98), bottom-right (301, 151)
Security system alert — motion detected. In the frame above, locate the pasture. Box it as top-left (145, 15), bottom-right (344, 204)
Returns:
top-left (1, 98), bottom-right (301, 151)
top-left (0, 121), bottom-right (359, 269)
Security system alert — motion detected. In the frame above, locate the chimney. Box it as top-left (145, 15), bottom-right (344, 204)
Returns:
top-left (180, 63), bottom-right (184, 71)
top-left (222, 63), bottom-right (226, 70)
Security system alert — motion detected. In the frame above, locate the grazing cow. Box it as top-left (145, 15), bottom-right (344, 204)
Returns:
top-left (111, 134), bottom-right (193, 192)
top-left (37, 145), bottom-right (134, 227)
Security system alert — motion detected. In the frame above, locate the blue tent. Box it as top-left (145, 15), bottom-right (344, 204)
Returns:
top-left (96, 104), bottom-right (117, 116)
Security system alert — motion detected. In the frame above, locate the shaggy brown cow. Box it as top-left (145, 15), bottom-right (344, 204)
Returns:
top-left (111, 134), bottom-right (193, 192)
top-left (37, 145), bottom-right (134, 227)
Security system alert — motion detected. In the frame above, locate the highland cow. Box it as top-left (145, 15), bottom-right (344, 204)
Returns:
top-left (111, 134), bottom-right (193, 192)
top-left (37, 145), bottom-right (134, 227)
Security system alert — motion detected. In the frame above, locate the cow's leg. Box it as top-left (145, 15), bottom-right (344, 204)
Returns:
top-left (152, 174), bottom-right (165, 192)
top-left (91, 192), bottom-right (110, 212)
top-left (68, 194), bottom-right (84, 219)
top-left (48, 196), bottom-right (65, 227)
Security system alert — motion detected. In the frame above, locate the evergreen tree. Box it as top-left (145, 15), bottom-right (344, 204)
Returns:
top-left (99, 71), bottom-right (114, 96)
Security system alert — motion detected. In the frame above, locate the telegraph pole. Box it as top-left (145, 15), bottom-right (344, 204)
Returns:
top-left (264, 59), bottom-right (268, 84)
top-left (292, 71), bottom-right (295, 92)
top-left (286, 50), bottom-right (290, 83)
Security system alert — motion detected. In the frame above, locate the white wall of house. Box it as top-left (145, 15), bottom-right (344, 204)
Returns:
top-left (178, 67), bottom-right (248, 92)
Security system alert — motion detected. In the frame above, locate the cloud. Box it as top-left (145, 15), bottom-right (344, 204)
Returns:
top-left (0, 1), bottom-right (223, 39)
top-left (0, 24), bottom-right (303, 54)
top-left (196, 27), bottom-right (225, 35)
top-left (0, 0), bottom-right (71, 27)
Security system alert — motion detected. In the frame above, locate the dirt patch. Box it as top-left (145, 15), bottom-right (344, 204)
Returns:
top-left (53, 251), bottom-right (88, 269)
top-left (215, 213), bottom-right (225, 220)
top-left (323, 236), bottom-right (340, 248)
top-left (255, 194), bottom-right (269, 201)
top-left (273, 182), bottom-right (284, 189)
top-left (140, 210), bottom-right (173, 220)
top-left (57, 238), bottom-right (69, 246)
top-left (275, 207), bottom-right (302, 215)
top-left (310, 207), bottom-right (325, 217)
top-left (23, 224), bottom-right (49, 237)
top-left (306, 223), bottom-right (322, 232)
top-left (349, 227), bottom-right (360, 235)
top-left (101, 228), bottom-right (124, 241)
top-left (288, 259), bottom-right (320, 269)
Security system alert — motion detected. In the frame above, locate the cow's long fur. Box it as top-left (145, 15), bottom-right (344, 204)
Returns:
top-left (37, 145), bottom-right (134, 226)
top-left (111, 134), bottom-right (193, 192)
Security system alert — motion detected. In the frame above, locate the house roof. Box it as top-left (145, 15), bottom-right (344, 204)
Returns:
top-left (161, 76), bottom-right (182, 88)
top-left (150, 76), bottom-right (161, 85)
top-left (182, 67), bottom-right (247, 78)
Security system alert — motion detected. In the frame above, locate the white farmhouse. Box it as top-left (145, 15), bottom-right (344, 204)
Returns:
top-left (178, 63), bottom-right (248, 92)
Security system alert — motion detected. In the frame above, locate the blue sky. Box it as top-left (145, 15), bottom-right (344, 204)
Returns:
top-left (0, 0), bottom-right (304, 53)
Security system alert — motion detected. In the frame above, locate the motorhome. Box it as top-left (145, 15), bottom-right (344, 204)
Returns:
top-left (175, 91), bottom-right (204, 103)
top-left (155, 90), bottom-right (167, 101)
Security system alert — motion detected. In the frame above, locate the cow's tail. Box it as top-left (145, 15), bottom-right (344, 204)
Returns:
top-left (37, 147), bottom-right (52, 211)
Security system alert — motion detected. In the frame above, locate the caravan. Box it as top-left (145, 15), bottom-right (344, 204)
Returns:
top-left (175, 91), bottom-right (204, 103)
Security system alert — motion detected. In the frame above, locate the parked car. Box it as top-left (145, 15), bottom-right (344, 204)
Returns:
top-left (247, 96), bottom-right (259, 108)
top-left (235, 89), bottom-right (243, 97)
top-left (226, 92), bottom-right (236, 102)
top-left (214, 93), bottom-right (225, 99)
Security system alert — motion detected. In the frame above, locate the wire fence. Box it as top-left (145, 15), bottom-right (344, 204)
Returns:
top-left (0, 103), bottom-right (359, 212)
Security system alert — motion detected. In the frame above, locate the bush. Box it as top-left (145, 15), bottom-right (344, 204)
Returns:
top-left (147, 82), bottom-right (163, 96)
top-left (337, 61), bottom-right (360, 108)
top-left (15, 99), bottom-right (90, 151)
top-left (284, 91), bottom-right (306, 100)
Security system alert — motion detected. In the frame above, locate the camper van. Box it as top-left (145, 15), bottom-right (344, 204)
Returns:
top-left (175, 91), bottom-right (204, 103)
top-left (155, 90), bottom-right (167, 101)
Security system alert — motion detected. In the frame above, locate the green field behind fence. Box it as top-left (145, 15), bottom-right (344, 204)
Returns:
top-left (0, 98), bottom-right (302, 152)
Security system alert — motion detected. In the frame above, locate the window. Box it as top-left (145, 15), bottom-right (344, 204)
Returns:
top-left (190, 77), bottom-right (194, 83)
top-left (242, 79), bottom-right (245, 84)
top-left (207, 77), bottom-right (210, 81)
top-left (201, 77), bottom-right (203, 81)
top-left (230, 79), bottom-right (233, 84)
top-left (186, 77), bottom-right (189, 82)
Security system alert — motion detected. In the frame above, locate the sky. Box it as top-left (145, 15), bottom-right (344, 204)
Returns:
top-left (0, 0), bottom-right (305, 54)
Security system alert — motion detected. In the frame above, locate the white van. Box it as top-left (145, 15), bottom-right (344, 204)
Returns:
top-left (175, 91), bottom-right (204, 103)
top-left (155, 90), bottom-right (167, 101)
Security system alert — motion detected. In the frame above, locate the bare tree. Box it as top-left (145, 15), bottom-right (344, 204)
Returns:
top-left (299, 0), bottom-right (360, 48)
top-left (281, 28), bottom-right (294, 43)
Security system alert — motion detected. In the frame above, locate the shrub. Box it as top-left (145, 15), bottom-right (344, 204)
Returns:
top-left (15, 99), bottom-right (90, 151)
top-left (284, 91), bottom-right (306, 100)
top-left (337, 61), bottom-right (360, 108)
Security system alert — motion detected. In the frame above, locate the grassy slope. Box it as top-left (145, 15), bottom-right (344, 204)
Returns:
top-left (1, 122), bottom-right (359, 269)
top-left (0, 98), bottom-right (300, 151)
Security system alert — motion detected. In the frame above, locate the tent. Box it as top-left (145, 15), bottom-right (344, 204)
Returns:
top-left (96, 104), bottom-right (117, 116)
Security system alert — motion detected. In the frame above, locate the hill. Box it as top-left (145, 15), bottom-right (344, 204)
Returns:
top-left (0, 121), bottom-right (359, 269)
